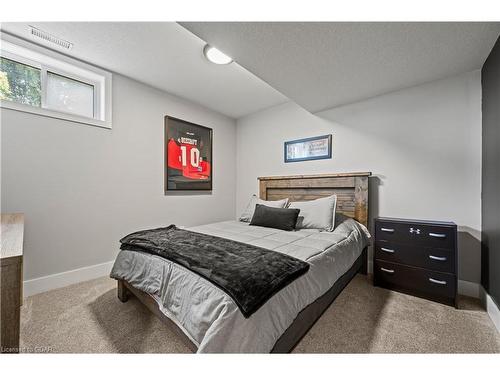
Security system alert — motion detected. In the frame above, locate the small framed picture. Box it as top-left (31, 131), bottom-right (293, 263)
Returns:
top-left (165, 116), bottom-right (213, 192)
top-left (284, 134), bottom-right (332, 163)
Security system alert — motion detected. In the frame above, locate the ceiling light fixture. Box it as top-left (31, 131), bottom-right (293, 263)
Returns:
top-left (203, 44), bottom-right (233, 65)
top-left (29, 26), bottom-right (73, 50)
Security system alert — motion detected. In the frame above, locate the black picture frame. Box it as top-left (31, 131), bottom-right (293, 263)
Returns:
top-left (284, 134), bottom-right (332, 163)
top-left (164, 116), bottom-right (213, 192)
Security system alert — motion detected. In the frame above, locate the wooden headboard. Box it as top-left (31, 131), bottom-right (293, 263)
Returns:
top-left (258, 172), bottom-right (371, 227)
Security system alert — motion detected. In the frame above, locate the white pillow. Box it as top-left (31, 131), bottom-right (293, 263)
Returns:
top-left (239, 195), bottom-right (289, 222)
top-left (289, 195), bottom-right (337, 231)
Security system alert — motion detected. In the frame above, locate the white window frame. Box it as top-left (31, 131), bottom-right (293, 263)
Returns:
top-left (0, 33), bottom-right (112, 129)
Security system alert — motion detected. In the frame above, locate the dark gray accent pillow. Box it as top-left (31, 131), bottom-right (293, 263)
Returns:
top-left (249, 204), bottom-right (300, 231)
top-left (239, 195), bottom-right (289, 222)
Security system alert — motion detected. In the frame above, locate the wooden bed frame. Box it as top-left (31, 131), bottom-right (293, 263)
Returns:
top-left (117, 172), bottom-right (371, 353)
top-left (258, 172), bottom-right (370, 227)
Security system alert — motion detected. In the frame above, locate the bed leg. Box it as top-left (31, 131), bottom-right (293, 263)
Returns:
top-left (117, 280), bottom-right (129, 303)
top-left (360, 247), bottom-right (368, 275)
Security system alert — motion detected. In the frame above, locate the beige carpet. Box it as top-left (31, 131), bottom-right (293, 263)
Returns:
top-left (20, 275), bottom-right (500, 353)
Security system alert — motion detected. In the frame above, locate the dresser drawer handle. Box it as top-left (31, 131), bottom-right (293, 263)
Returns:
top-left (380, 267), bottom-right (395, 274)
top-left (429, 255), bottom-right (447, 261)
top-left (381, 228), bottom-right (395, 233)
top-left (429, 233), bottom-right (446, 238)
top-left (429, 277), bottom-right (447, 285)
top-left (381, 247), bottom-right (395, 253)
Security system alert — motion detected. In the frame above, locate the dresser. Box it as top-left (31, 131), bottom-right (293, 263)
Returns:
top-left (373, 217), bottom-right (457, 307)
top-left (1, 213), bottom-right (24, 353)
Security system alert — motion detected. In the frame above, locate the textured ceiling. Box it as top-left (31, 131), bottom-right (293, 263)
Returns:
top-left (181, 22), bottom-right (500, 113)
top-left (3, 22), bottom-right (499, 118)
top-left (0, 22), bottom-right (288, 118)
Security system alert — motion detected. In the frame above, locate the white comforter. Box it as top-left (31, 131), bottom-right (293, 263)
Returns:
top-left (110, 217), bottom-right (370, 353)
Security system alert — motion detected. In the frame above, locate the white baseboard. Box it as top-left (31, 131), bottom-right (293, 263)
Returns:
top-left (23, 261), bottom-right (114, 298)
top-left (480, 286), bottom-right (500, 334)
top-left (458, 279), bottom-right (481, 298)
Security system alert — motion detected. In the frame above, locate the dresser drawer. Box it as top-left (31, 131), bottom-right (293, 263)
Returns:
top-left (374, 260), bottom-right (456, 303)
top-left (375, 242), bottom-right (455, 273)
top-left (375, 221), bottom-right (455, 249)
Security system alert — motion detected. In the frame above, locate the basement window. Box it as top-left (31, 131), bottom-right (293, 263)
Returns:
top-left (0, 34), bottom-right (112, 128)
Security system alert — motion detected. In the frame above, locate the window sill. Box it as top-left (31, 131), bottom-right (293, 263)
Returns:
top-left (0, 99), bottom-right (112, 129)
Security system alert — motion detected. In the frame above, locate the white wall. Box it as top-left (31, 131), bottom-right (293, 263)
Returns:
top-left (1, 74), bottom-right (236, 282)
top-left (236, 71), bottom-right (482, 282)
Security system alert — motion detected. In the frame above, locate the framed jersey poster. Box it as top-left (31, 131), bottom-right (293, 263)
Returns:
top-left (165, 116), bottom-right (213, 191)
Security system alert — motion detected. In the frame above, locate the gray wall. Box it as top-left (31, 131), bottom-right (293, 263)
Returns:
top-left (1, 74), bottom-right (237, 280)
top-left (236, 71), bottom-right (482, 282)
top-left (0, 68), bottom-right (484, 285)
top-left (481, 36), bottom-right (500, 307)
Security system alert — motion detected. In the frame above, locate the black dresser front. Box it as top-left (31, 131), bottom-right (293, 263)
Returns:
top-left (373, 217), bottom-right (458, 307)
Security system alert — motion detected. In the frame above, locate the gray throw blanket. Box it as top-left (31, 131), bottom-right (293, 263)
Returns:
top-left (119, 225), bottom-right (310, 318)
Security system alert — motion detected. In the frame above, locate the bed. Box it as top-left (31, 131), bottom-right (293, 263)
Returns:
top-left (110, 172), bottom-right (371, 353)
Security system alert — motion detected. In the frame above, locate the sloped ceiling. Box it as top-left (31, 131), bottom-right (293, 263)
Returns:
top-left (181, 22), bottom-right (500, 113)
top-left (0, 22), bottom-right (288, 118)
top-left (3, 22), bottom-right (499, 118)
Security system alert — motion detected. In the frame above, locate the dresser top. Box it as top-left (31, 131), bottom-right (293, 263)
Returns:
top-left (1, 213), bottom-right (24, 259)
top-left (375, 217), bottom-right (456, 226)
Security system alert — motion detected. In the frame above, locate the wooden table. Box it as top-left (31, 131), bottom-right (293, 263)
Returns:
top-left (1, 213), bottom-right (24, 354)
